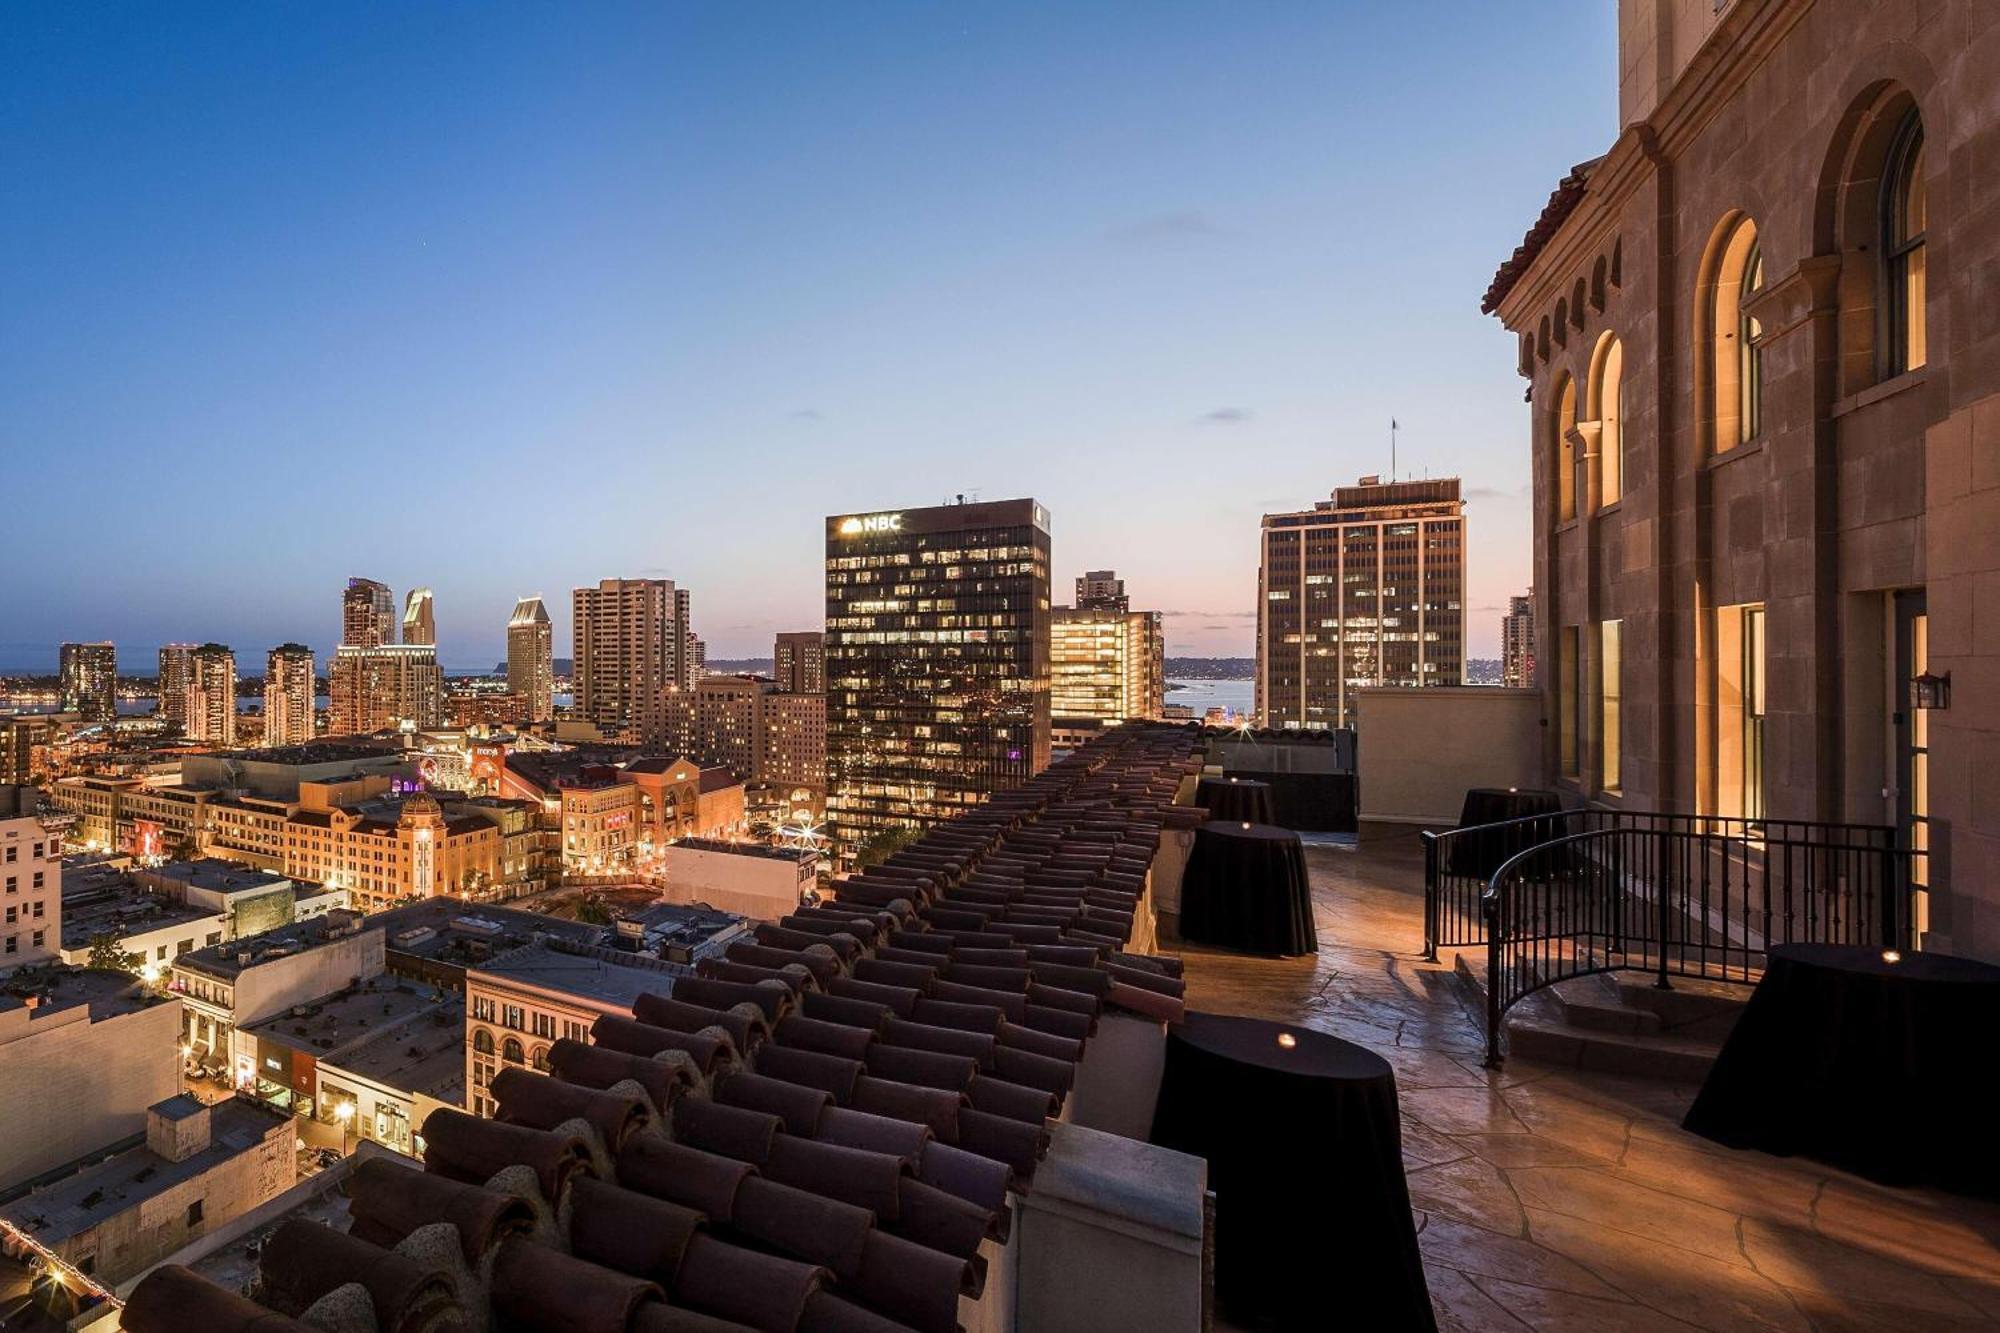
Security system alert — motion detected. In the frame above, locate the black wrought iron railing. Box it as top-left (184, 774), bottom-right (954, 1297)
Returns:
top-left (1420, 810), bottom-right (1913, 1066)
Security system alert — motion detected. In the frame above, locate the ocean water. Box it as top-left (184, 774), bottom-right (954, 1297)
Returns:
top-left (1166, 677), bottom-right (1254, 719)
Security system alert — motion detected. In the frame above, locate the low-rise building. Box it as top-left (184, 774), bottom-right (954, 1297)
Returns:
top-left (168, 912), bottom-right (382, 1077)
top-left (2, 786), bottom-right (63, 970)
top-left (313, 993), bottom-right (466, 1158)
top-left (58, 860), bottom-right (228, 974)
top-left (368, 897), bottom-right (600, 993)
top-left (657, 837), bottom-right (817, 920)
top-left (0, 969), bottom-right (182, 1191)
top-left (464, 927), bottom-right (741, 1119)
top-left (284, 792), bottom-right (504, 911)
top-left (0, 1095), bottom-right (294, 1286)
top-left (237, 974), bottom-right (453, 1125)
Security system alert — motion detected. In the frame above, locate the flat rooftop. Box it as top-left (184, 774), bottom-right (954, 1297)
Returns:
top-left (60, 877), bottom-right (220, 950)
top-left (0, 967), bottom-right (158, 1027)
top-left (472, 940), bottom-right (693, 1011)
top-left (319, 994), bottom-right (465, 1105)
top-left (368, 897), bottom-right (602, 965)
top-left (0, 1098), bottom-right (287, 1244)
top-left (173, 915), bottom-right (371, 981)
top-left (139, 858), bottom-right (291, 895)
top-left (242, 976), bottom-right (442, 1060)
top-left (669, 836), bottom-right (814, 864)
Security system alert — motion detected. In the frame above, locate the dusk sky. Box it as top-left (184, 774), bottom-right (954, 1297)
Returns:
top-left (3, 2), bottom-right (1617, 672)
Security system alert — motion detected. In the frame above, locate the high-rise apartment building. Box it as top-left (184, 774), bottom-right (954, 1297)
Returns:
top-left (1501, 594), bottom-right (1536, 690)
top-left (0, 717), bottom-right (60, 786)
top-left (59, 642), bottom-right (118, 723)
top-left (1051, 608), bottom-right (1165, 724)
top-left (401, 588), bottom-right (436, 646)
top-left (1074, 570), bottom-right (1130, 613)
top-left (773, 631), bottom-right (825, 695)
top-left (186, 644), bottom-right (237, 746)
top-left (652, 674), bottom-right (826, 794)
top-left (825, 499), bottom-right (1051, 857)
top-left (157, 644), bottom-right (196, 731)
top-left (507, 597), bottom-right (554, 723)
top-left (571, 579), bottom-right (693, 738)
top-left (1256, 476), bottom-right (1466, 730)
top-left (328, 645), bottom-right (442, 734)
top-left (342, 578), bottom-right (397, 649)
top-left (264, 644), bottom-right (316, 746)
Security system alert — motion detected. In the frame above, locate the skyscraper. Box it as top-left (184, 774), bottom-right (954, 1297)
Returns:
top-left (157, 643), bottom-right (196, 731)
top-left (1256, 476), bottom-right (1466, 730)
top-left (1501, 593), bottom-right (1536, 689)
top-left (329, 645), bottom-right (442, 734)
top-left (264, 643), bottom-right (317, 746)
top-left (186, 643), bottom-right (237, 745)
top-left (1051, 607), bottom-right (1165, 723)
top-left (1074, 570), bottom-right (1130, 613)
top-left (58, 642), bottom-right (117, 722)
top-left (343, 578), bottom-right (397, 648)
top-left (773, 631), bottom-right (825, 695)
top-left (825, 499), bottom-right (1051, 858)
top-left (507, 597), bottom-right (554, 723)
top-left (402, 587), bottom-right (437, 646)
top-left (572, 578), bottom-right (693, 738)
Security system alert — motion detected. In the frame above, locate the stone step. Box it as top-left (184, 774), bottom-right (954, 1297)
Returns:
top-left (1451, 950), bottom-right (1744, 1081)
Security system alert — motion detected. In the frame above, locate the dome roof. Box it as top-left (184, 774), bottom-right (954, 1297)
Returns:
top-left (399, 791), bottom-right (443, 821)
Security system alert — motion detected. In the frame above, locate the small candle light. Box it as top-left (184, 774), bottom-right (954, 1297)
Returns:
top-left (1241, 821), bottom-right (1252, 830)
top-left (1508, 786), bottom-right (1519, 794)
top-left (1882, 949), bottom-right (1902, 964)
top-left (1276, 1032), bottom-right (1297, 1050)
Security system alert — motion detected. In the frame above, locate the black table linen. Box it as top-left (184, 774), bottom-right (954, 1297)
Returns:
top-left (1444, 787), bottom-right (1565, 879)
top-left (1683, 943), bottom-right (2000, 1196)
top-left (1150, 1013), bottom-right (1436, 1331)
top-left (1195, 776), bottom-right (1277, 825)
top-left (1179, 820), bottom-right (1317, 956)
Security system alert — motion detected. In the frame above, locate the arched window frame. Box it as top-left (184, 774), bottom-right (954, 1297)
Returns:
top-left (1553, 375), bottom-right (1578, 524)
top-left (1586, 334), bottom-right (1625, 509)
top-left (1881, 111), bottom-right (1927, 375)
top-left (1739, 240), bottom-right (1764, 441)
top-left (1706, 215), bottom-right (1763, 455)
top-left (501, 1036), bottom-right (525, 1065)
top-left (472, 1027), bottom-right (494, 1055)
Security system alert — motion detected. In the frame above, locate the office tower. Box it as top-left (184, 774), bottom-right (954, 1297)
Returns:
top-left (1501, 594), bottom-right (1536, 689)
top-left (825, 499), bottom-right (1051, 857)
top-left (186, 643), bottom-right (237, 745)
top-left (507, 597), bottom-right (554, 723)
top-left (59, 642), bottom-right (118, 723)
top-left (773, 631), bottom-right (825, 694)
top-left (328, 645), bottom-right (442, 734)
top-left (157, 644), bottom-right (196, 730)
top-left (1074, 570), bottom-right (1130, 613)
top-left (1051, 608), bottom-right (1165, 723)
top-left (402, 587), bottom-right (436, 646)
top-left (342, 577), bottom-right (397, 648)
top-left (264, 643), bottom-right (317, 746)
top-left (1256, 476), bottom-right (1466, 730)
top-left (572, 579), bottom-right (692, 737)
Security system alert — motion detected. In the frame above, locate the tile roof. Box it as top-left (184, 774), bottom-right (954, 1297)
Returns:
top-left (1480, 157), bottom-right (1602, 315)
top-left (125, 722), bottom-right (1204, 1333)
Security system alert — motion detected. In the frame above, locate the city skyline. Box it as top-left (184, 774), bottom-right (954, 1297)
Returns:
top-left (3, 3), bottom-right (1618, 668)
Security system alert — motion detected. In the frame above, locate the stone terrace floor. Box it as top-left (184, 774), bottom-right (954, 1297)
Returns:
top-left (1166, 823), bottom-right (2000, 1332)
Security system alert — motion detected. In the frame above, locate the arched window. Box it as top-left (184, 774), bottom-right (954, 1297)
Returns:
top-left (531, 1045), bottom-right (551, 1072)
top-left (472, 1027), bottom-right (494, 1055)
top-left (1587, 334), bottom-right (1625, 507)
top-left (1882, 112), bottom-right (1926, 373)
top-left (1554, 375), bottom-right (1577, 523)
top-left (1708, 216), bottom-right (1762, 453)
top-left (501, 1037), bottom-right (524, 1065)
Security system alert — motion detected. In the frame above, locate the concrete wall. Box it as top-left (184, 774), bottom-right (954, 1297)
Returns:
top-left (659, 844), bottom-right (808, 920)
top-left (1356, 687), bottom-right (1542, 825)
top-left (231, 928), bottom-right (384, 1028)
top-left (0, 995), bottom-right (182, 1190)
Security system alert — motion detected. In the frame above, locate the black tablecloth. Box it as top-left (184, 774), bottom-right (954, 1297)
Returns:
top-left (1444, 787), bottom-right (1565, 879)
top-left (1227, 769), bottom-right (1359, 834)
top-left (1180, 820), bottom-right (1317, 955)
top-left (1195, 776), bottom-right (1276, 825)
top-left (1151, 1013), bottom-right (1436, 1331)
top-left (1683, 944), bottom-right (2000, 1195)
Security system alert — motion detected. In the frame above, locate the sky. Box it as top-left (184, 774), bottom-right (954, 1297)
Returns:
top-left (1, 2), bottom-right (1618, 672)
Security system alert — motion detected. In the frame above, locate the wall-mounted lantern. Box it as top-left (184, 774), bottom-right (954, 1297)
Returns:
top-left (1911, 670), bottom-right (1951, 711)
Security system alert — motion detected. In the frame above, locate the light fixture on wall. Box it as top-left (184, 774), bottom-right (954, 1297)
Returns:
top-left (1911, 670), bottom-right (1951, 711)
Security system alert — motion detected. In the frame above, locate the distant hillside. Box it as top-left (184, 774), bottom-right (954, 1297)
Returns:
top-left (706, 658), bottom-right (774, 674)
top-left (1165, 657), bottom-right (1255, 680)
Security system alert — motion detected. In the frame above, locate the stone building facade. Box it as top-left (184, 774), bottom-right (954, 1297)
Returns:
top-left (1486, 0), bottom-right (2000, 956)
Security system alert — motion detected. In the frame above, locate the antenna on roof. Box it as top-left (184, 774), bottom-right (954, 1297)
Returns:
top-left (1390, 418), bottom-right (1399, 481)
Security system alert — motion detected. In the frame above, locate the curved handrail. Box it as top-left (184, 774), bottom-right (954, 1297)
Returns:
top-left (1477, 823), bottom-right (1911, 1068)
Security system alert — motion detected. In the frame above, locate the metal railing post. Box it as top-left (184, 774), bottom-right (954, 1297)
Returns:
top-left (1483, 887), bottom-right (1504, 1068)
top-left (1880, 842), bottom-right (1902, 949)
top-left (1655, 828), bottom-right (1673, 990)
top-left (1421, 831), bottom-right (1439, 961)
